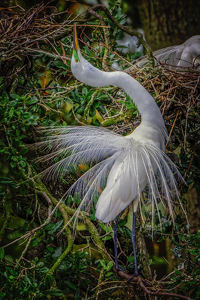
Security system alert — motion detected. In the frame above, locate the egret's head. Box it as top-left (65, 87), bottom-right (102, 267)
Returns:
top-left (71, 24), bottom-right (105, 87)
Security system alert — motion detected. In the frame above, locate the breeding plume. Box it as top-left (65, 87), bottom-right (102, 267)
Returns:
top-left (37, 25), bottom-right (184, 276)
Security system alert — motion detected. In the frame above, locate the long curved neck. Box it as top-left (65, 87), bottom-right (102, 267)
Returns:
top-left (72, 55), bottom-right (166, 131)
top-left (98, 71), bottom-right (165, 129)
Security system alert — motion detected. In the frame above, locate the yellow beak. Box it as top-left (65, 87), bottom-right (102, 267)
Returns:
top-left (73, 23), bottom-right (79, 52)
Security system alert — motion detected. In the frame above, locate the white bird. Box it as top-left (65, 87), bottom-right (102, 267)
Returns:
top-left (136, 35), bottom-right (200, 71)
top-left (155, 35), bottom-right (200, 70)
top-left (116, 31), bottom-right (144, 55)
top-left (37, 24), bottom-right (184, 276)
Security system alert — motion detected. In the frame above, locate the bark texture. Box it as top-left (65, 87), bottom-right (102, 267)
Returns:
top-left (126, 0), bottom-right (200, 50)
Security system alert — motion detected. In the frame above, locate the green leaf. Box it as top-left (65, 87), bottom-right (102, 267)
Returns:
top-left (48, 220), bottom-right (63, 234)
top-left (105, 272), bottom-right (114, 278)
top-left (66, 280), bottom-right (77, 290)
top-left (10, 94), bottom-right (20, 100)
top-left (99, 259), bottom-right (107, 269)
top-left (52, 246), bottom-right (62, 258)
top-left (27, 97), bottom-right (38, 105)
top-left (9, 107), bottom-right (15, 118)
top-left (102, 235), bottom-right (112, 241)
top-left (32, 238), bottom-right (40, 247)
top-left (82, 87), bottom-right (88, 96)
top-left (49, 289), bottom-right (63, 296)
top-left (128, 256), bottom-right (134, 263)
top-left (107, 261), bottom-right (114, 271)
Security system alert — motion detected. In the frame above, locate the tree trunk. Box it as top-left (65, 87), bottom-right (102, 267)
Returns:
top-left (126, 0), bottom-right (200, 50)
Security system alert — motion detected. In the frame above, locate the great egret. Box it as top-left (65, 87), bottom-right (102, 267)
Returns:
top-left (136, 35), bottom-right (200, 71)
top-left (155, 35), bottom-right (200, 70)
top-left (37, 24), bottom-right (184, 276)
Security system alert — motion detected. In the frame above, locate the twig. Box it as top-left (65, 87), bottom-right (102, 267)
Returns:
top-left (88, 5), bottom-right (153, 64)
top-left (15, 234), bottom-right (33, 267)
top-left (45, 195), bottom-right (74, 276)
top-left (31, 169), bottom-right (111, 263)
top-left (165, 111), bottom-right (179, 148)
top-left (84, 89), bottom-right (101, 121)
top-left (138, 276), bottom-right (193, 300)
top-left (116, 272), bottom-right (194, 300)
top-left (59, 40), bottom-right (67, 65)
top-left (2, 217), bottom-right (51, 249)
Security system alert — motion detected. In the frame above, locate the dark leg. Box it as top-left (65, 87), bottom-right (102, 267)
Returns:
top-left (113, 213), bottom-right (122, 271)
top-left (132, 211), bottom-right (139, 276)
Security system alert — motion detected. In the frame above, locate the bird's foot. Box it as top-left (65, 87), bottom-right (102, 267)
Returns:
top-left (127, 272), bottom-right (139, 283)
top-left (115, 264), bottom-right (124, 273)
top-left (127, 274), bottom-right (151, 287)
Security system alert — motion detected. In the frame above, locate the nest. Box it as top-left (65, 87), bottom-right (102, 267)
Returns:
top-left (1, 3), bottom-right (200, 213)
top-left (0, 3), bottom-right (72, 82)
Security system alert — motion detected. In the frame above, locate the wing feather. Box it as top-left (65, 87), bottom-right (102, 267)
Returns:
top-left (34, 126), bottom-right (185, 224)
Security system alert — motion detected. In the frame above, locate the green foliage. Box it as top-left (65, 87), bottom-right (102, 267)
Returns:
top-left (0, 252), bottom-right (93, 299)
top-left (0, 222), bottom-right (118, 299)
top-left (0, 1), bottom-right (199, 299)
top-left (0, 92), bottom-right (38, 184)
top-left (170, 230), bottom-right (200, 299)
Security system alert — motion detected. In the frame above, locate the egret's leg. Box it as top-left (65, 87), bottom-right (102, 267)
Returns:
top-left (113, 213), bottom-right (122, 271)
top-left (132, 211), bottom-right (139, 276)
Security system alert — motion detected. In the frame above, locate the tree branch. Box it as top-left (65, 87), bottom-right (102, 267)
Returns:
top-left (88, 5), bottom-right (154, 64)
top-left (116, 272), bottom-right (193, 300)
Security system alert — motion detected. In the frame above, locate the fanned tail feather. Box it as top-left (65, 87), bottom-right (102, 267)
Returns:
top-left (34, 126), bottom-right (186, 224)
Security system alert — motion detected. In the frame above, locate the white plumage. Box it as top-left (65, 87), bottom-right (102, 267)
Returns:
top-left (116, 31), bottom-right (144, 55)
top-left (35, 25), bottom-right (187, 275)
top-left (36, 26), bottom-right (184, 225)
top-left (136, 35), bottom-right (200, 71)
top-left (155, 35), bottom-right (200, 70)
